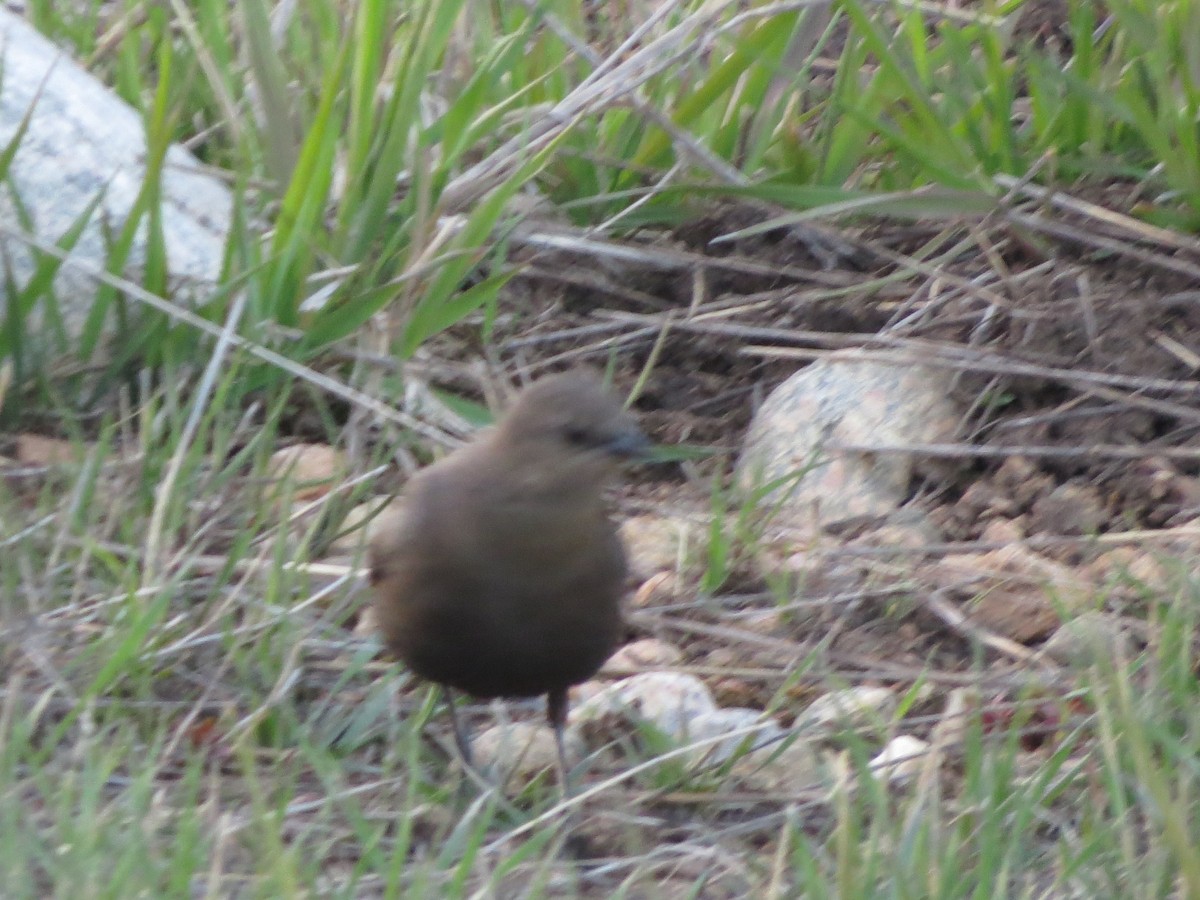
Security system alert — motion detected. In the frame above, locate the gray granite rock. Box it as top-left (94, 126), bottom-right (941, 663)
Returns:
top-left (0, 11), bottom-right (231, 346)
top-left (737, 351), bottom-right (961, 528)
top-left (1042, 611), bottom-right (1133, 668)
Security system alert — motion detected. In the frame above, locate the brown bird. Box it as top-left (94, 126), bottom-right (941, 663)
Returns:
top-left (368, 370), bottom-right (648, 787)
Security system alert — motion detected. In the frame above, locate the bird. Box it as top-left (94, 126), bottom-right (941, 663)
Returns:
top-left (367, 369), bottom-right (649, 789)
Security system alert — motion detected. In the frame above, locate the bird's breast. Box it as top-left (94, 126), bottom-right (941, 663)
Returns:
top-left (373, 455), bottom-right (628, 699)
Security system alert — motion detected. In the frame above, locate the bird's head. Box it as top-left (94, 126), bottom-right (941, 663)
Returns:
top-left (494, 371), bottom-right (650, 486)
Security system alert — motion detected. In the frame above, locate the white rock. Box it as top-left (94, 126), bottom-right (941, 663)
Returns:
top-left (602, 638), bottom-right (684, 674)
top-left (572, 672), bottom-right (717, 745)
top-left (799, 686), bottom-right (896, 731)
top-left (737, 352), bottom-right (959, 528)
top-left (869, 735), bottom-right (930, 785)
top-left (0, 12), bottom-right (231, 344)
top-left (729, 736), bottom-right (827, 793)
top-left (685, 707), bottom-right (786, 766)
top-left (471, 722), bottom-right (577, 791)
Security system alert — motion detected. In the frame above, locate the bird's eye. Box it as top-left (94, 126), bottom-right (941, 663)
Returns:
top-left (563, 425), bottom-right (592, 447)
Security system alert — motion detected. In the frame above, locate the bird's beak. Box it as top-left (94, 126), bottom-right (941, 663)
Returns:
top-left (605, 428), bottom-right (653, 461)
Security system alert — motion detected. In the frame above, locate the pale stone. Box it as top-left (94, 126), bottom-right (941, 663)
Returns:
top-left (572, 672), bottom-right (717, 745)
top-left (267, 444), bottom-right (347, 503)
top-left (471, 722), bottom-right (578, 791)
top-left (685, 707), bottom-right (786, 766)
top-left (326, 496), bottom-right (398, 555)
top-left (729, 736), bottom-right (827, 793)
top-left (0, 12), bottom-right (230, 346)
top-left (737, 352), bottom-right (960, 528)
top-left (799, 686), bottom-right (896, 731)
top-left (15, 433), bottom-right (88, 465)
top-left (619, 514), bottom-right (696, 576)
top-left (869, 735), bottom-right (930, 785)
top-left (602, 638), bottom-right (684, 674)
top-left (1042, 611), bottom-right (1132, 668)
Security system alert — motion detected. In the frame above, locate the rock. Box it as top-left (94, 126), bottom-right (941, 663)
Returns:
top-left (1168, 476), bottom-right (1200, 510)
top-left (471, 722), bottom-right (577, 791)
top-left (1041, 611), bottom-right (1132, 667)
top-left (1088, 547), bottom-right (1173, 591)
top-left (1127, 457), bottom-right (1200, 526)
top-left (15, 433), bottom-right (88, 465)
top-left (602, 638), bottom-right (684, 674)
top-left (792, 510), bottom-right (943, 590)
top-left (728, 735), bottom-right (826, 793)
top-left (1085, 546), bottom-right (1135, 583)
top-left (703, 647), bottom-right (739, 669)
top-left (619, 514), bottom-right (696, 576)
top-left (929, 688), bottom-right (976, 750)
top-left (267, 444), bottom-right (347, 504)
top-left (685, 707), bottom-right (786, 766)
top-left (958, 480), bottom-right (1018, 520)
top-left (572, 672), bottom-right (717, 746)
top-left (799, 686), bottom-right (896, 732)
top-left (702, 646), bottom-right (774, 700)
top-left (771, 542), bottom-right (870, 605)
top-left (961, 587), bottom-right (1059, 644)
top-left (736, 352), bottom-right (960, 528)
top-left (1029, 483), bottom-right (1106, 536)
top-left (979, 517), bottom-right (1024, 544)
top-left (629, 571), bottom-right (678, 609)
top-left (0, 12), bottom-right (231, 348)
top-left (857, 509), bottom-right (944, 549)
top-left (1125, 551), bottom-right (1171, 590)
top-left (735, 609), bottom-right (787, 637)
top-left (869, 735), bottom-right (930, 785)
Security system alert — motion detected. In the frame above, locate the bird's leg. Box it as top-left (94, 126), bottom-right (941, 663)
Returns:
top-left (442, 686), bottom-right (475, 769)
top-left (546, 687), bottom-right (573, 798)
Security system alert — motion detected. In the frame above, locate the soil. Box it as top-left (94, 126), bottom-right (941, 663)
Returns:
top-left (411, 190), bottom-right (1200, 702)
top-left (483, 196), bottom-right (1200, 534)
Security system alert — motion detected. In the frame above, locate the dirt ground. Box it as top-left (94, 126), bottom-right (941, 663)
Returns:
top-left (422, 189), bottom-right (1200, 701)
top-left (497, 197), bottom-right (1200, 515)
